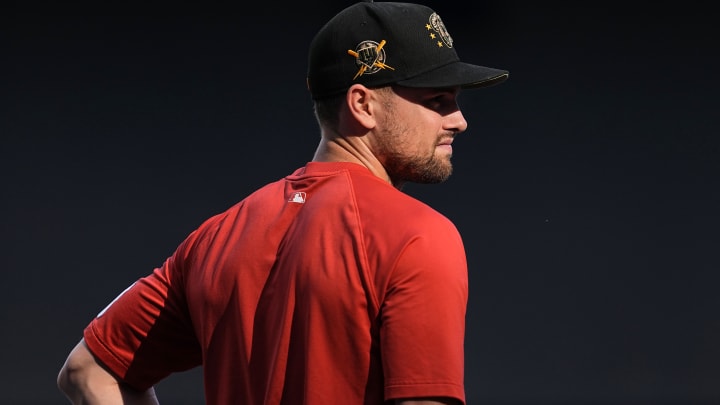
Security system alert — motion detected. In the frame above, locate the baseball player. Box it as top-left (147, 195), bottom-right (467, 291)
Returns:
top-left (57, 1), bottom-right (508, 404)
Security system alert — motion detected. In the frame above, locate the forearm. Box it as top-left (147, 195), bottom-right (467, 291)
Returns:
top-left (58, 339), bottom-right (159, 405)
top-left (59, 382), bottom-right (158, 405)
top-left (396, 398), bottom-right (462, 405)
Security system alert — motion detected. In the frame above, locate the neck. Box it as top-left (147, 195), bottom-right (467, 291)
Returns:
top-left (312, 134), bottom-right (398, 189)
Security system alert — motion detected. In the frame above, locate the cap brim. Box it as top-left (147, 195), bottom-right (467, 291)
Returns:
top-left (395, 61), bottom-right (508, 89)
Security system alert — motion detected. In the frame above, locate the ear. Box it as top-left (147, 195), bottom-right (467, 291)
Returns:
top-left (346, 84), bottom-right (377, 130)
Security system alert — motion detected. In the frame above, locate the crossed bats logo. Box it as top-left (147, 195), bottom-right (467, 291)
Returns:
top-left (347, 40), bottom-right (395, 80)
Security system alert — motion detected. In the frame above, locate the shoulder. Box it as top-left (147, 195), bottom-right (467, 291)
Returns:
top-left (352, 173), bottom-right (459, 235)
top-left (174, 177), bottom-right (287, 254)
top-left (347, 174), bottom-right (465, 260)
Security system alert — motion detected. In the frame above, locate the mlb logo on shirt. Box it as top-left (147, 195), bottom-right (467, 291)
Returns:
top-left (289, 192), bottom-right (306, 203)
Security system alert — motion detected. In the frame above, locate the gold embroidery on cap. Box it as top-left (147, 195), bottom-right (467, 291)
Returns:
top-left (426, 13), bottom-right (453, 48)
top-left (348, 40), bottom-right (395, 80)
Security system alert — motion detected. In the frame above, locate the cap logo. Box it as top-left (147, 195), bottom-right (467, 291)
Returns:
top-left (426, 13), bottom-right (453, 48)
top-left (347, 40), bottom-right (395, 80)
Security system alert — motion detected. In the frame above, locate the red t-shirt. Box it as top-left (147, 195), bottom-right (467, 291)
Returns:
top-left (84, 161), bottom-right (468, 404)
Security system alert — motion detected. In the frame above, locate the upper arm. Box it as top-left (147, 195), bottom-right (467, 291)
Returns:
top-left (83, 257), bottom-right (202, 390)
top-left (57, 339), bottom-right (159, 405)
top-left (58, 339), bottom-right (120, 392)
top-left (381, 222), bottom-right (468, 403)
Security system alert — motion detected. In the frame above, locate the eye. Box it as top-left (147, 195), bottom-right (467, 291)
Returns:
top-left (424, 94), bottom-right (447, 109)
top-left (424, 92), bottom-right (457, 113)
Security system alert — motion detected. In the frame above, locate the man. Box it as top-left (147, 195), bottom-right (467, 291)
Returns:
top-left (57, 1), bottom-right (508, 404)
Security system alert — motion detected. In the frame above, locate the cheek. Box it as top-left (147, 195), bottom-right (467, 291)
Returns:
top-left (386, 107), bottom-right (438, 152)
top-left (413, 121), bottom-right (440, 148)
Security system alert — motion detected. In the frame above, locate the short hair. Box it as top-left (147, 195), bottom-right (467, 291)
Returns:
top-left (313, 93), bottom-right (344, 132)
top-left (313, 86), bottom-right (394, 133)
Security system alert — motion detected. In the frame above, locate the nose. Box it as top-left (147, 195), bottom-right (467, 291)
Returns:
top-left (445, 108), bottom-right (468, 134)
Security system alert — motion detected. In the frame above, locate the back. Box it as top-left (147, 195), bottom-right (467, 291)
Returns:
top-left (83, 161), bottom-right (468, 404)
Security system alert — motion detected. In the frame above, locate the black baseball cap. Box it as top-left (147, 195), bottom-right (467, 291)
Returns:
top-left (307, 0), bottom-right (509, 100)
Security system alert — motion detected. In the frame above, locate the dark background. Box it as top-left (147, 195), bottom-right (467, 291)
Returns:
top-left (3, 1), bottom-right (719, 404)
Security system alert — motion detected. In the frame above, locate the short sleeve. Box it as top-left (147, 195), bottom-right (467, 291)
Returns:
top-left (380, 220), bottom-right (468, 403)
top-left (83, 232), bottom-right (203, 390)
